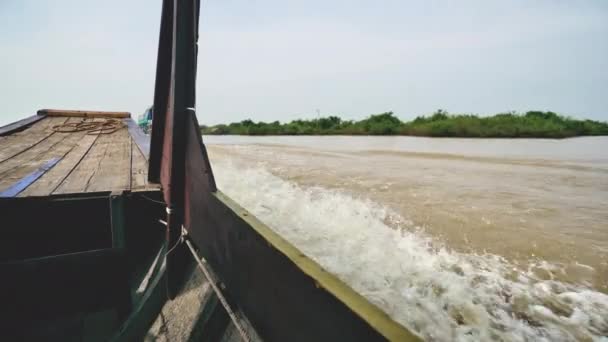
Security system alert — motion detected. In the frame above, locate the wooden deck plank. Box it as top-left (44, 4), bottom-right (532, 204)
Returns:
top-left (0, 116), bottom-right (66, 163)
top-left (0, 119), bottom-right (78, 177)
top-left (0, 118), bottom-right (87, 195)
top-left (0, 158), bottom-right (61, 197)
top-left (131, 137), bottom-right (150, 191)
top-left (19, 134), bottom-right (99, 197)
top-left (1, 115), bottom-right (156, 196)
top-left (52, 131), bottom-right (114, 194)
top-left (53, 127), bottom-right (131, 194)
top-left (39, 109), bottom-right (131, 118)
top-left (85, 127), bottom-right (131, 192)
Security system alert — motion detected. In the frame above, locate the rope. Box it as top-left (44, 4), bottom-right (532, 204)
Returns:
top-left (185, 236), bottom-right (252, 342)
top-left (52, 118), bottom-right (125, 135)
top-left (157, 219), bottom-right (252, 341)
top-left (139, 193), bottom-right (167, 205)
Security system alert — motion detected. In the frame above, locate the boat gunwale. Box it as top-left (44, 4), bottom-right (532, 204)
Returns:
top-left (0, 114), bottom-right (46, 136)
top-left (214, 190), bottom-right (421, 342)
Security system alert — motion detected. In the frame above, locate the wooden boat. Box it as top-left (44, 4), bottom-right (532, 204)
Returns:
top-left (0, 109), bottom-right (166, 340)
top-left (0, 0), bottom-right (420, 341)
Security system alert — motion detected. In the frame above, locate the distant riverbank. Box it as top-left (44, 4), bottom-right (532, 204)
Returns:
top-left (201, 110), bottom-right (608, 138)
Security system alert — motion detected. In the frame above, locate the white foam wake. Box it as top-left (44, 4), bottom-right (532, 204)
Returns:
top-left (211, 159), bottom-right (608, 341)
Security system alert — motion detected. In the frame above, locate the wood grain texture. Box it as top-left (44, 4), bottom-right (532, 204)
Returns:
top-left (19, 134), bottom-right (99, 197)
top-left (85, 127), bottom-right (131, 192)
top-left (0, 118), bottom-right (83, 194)
top-left (1, 115), bottom-right (156, 196)
top-left (0, 119), bottom-right (76, 178)
top-left (0, 114), bottom-right (45, 137)
top-left (38, 109), bottom-right (131, 118)
top-left (53, 127), bottom-right (131, 194)
top-left (0, 116), bottom-right (67, 163)
top-left (0, 158), bottom-right (61, 197)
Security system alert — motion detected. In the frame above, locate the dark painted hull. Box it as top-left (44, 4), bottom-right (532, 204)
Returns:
top-left (0, 190), bottom-right (167, 341)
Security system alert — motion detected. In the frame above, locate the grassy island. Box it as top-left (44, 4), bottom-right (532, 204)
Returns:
top-left (201, 110), bottom-right (608, 138)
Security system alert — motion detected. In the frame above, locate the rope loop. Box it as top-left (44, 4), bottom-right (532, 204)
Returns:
top-left (52, 118), bottom-right (125, 135)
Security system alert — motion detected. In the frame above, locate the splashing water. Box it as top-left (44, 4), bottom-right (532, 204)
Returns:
top-left (212, 159), bottom-right (608, 341)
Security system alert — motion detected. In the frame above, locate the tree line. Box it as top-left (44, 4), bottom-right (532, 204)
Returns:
top-left (200, 110), bottom-right (608, 138)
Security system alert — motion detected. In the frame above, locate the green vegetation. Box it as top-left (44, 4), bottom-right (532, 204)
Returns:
top-left (201, 110), bottom-right (608, 138)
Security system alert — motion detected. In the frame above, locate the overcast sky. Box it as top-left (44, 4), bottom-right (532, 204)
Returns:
top-left (1, 0), bottom-right (607, 126)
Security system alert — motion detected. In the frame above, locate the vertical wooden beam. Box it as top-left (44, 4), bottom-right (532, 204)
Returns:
top-left (148, 0), bottom-right (174, 183)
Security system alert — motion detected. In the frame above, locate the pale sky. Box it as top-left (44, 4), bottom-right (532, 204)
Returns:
top-left (1, 0), bottom-right (607, 126)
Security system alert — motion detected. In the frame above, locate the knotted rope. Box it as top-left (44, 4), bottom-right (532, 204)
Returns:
top-left (52, 118), bottom-right (125, 135)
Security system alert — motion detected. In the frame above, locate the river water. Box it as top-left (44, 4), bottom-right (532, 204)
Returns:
top-left (204, 135), bottom-right (608, 341)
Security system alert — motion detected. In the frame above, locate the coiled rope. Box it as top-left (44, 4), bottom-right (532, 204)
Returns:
top-left (52, 118), bottom-right (125, 135)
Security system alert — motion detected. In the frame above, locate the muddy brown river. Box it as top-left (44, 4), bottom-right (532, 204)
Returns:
top-left (205, 135), bottom-right (608, 341)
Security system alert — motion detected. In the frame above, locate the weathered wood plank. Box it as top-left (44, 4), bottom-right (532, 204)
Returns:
top-left (0, 119), bottom-right (77, 178)
top-left (1, 116), bottom-right (154, 196)
top-left (19, 133), bottom-right (99, 197)
top-left (38, 109), bottom-right (131, 118)
top-left (0, 158), bottom-right (61, 197)
top-left (86, 127), bottom-right (131, 192)
top-left (53, 127), bottom-right (131, 194)
top-left (0, 114), bottom-right (45, 136)
top-left (53, 132), bottom-right (113, 194)
top-left (0, 119), bottom-right (88, 194)
top-left (0, 116), bottom-right (67, 163)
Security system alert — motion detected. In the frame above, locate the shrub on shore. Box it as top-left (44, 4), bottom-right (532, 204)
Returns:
top-left (201, 110), bottom-right (608, 138)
